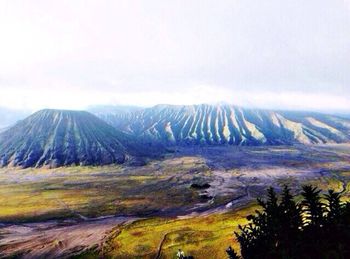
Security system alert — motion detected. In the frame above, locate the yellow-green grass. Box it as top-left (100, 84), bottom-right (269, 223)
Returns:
top-left (305, 169), bottom-right (350, 193)
top-left (100, 172), bottom-right (350, 259)
top-left (102, 204), bottom-right (258, 259)
top-left (306, 178), bottom-right (344, 193)
top-left (0, 157), bottom-right (209, 222)
top-left (0, 181), bottom-right (120, 221)
top-left (0, 179), bottom-right (193, 222)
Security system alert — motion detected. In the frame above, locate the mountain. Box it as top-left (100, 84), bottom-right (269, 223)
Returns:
top-left (2, 105), bottom-right (349, 168)
top-left (0, 107), bottom-right (30, 129)
top-left (0, 109), bottom-right (133, 168)
top-left (92, 104), bottom-right (350, 146)
top-left (87, 105), bottom-right (142, 115)
top-left (337, 114), bottom-right (350, 120)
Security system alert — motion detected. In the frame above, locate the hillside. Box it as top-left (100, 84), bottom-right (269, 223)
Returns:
top-left (0, 109), bottom-right (131, 168)
top-left (93, 104), bottom-right (350, 146)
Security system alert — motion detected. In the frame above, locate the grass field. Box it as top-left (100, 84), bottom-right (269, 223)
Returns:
top-left (0, 157), bottom-right (208, 222)
top-left (73, 204), bottom-right (258, 259)
top-left (0, 145), bottom-right (349, 258)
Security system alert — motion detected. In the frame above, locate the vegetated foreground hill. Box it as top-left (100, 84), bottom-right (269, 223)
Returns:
top-left (0, 109), bottom-right (133, 168)
top-left (92, 104), bottom-right (350, 146)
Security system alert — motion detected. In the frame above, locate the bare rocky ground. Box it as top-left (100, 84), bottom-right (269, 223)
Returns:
top-left (0, 217), bottom-right (138, 259)
top-left (0, 145), bottom-right (349, 258)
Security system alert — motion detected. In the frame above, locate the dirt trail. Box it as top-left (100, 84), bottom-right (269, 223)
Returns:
top-left (0, 216), bottom-right (136, 259)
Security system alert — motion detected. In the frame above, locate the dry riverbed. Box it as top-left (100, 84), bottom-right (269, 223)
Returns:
top-left (0, 216), bottom-right (138, 258)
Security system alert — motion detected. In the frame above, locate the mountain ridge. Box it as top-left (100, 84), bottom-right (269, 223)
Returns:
top-left (1, 105), bottom-right (350, 168)
top-left (92, 104), bottom-right (350, 146)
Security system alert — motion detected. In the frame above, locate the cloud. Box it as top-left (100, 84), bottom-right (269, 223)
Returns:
top-left (1, 82), bottom-right (349, 113)
top-left (0, 0), bottom-right (349, 112)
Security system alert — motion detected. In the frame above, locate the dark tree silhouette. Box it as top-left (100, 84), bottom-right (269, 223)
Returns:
top-left (325, 190), bottom-right (342, 225)
top-left (301, 185), bottom-right (324, 227)
top-left (227, 185), bottom-right (350, 259)
top-left (226, 246), bottom-right (240, 259)
top-left (342, 202), bottom-right (350, 225)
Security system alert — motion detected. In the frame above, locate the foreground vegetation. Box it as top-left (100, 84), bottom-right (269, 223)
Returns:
top-left (76, 185), bottom-right (350, 259)
top-left (228, 185), bottom-right (350, 259)
top-left (74, 204), bottom-right (258, 259)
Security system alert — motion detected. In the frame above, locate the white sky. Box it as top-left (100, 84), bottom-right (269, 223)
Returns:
top-left (0, 0), bottom-right (350, 112)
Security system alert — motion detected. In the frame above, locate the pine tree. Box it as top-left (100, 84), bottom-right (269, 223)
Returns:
top-left (226, 246), bottom-right (240, 259)
top-left (301, 185), bottom-right (324, 227)
top-left (229, 185), bottom-right (350, 259)
top-left (279, 185), bottom-right (302, 257)
top-left (325, 189), bottom-right (341, 225)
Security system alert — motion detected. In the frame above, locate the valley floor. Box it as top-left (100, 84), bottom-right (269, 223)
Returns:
top-left (0, 144), bottom-right (350, 258)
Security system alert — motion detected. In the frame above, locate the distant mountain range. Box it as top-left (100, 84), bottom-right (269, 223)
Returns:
top-left (0, 104), bottom-right (350, 168)
top-left (92, 104), bottom-right (350, 146)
